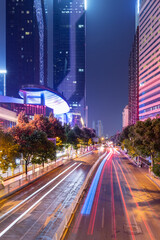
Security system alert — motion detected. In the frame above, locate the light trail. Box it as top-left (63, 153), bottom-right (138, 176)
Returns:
top-left (113, 161), bottom-right (135, 240)
top-left (111, 158), bottom-right (116, 239)
top-left (81, 151), bottom-right (112, 215)
top-left (116, 160), bottom-right (154, 240)
top-left (0, 163), bottom-right (82, 238)
top-left (72, 151), bottom-right (107, 234)
top-left (87, 153), bottom-right (112, 235)
top-left (0, 162), bottom-right (78, 220)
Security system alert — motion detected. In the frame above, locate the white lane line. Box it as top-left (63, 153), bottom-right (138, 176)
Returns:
top-left (0, 162), bottom-right (78, 220)
top-left (0, 163), bottom-right (82, 237)
top-left (102, 207), bottom-right (105, 228)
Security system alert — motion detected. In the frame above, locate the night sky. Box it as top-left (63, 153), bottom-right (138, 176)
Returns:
top-left (0, 0), bottom-right (136, 136)
top-left (86, 0), bottom-right (136, 136)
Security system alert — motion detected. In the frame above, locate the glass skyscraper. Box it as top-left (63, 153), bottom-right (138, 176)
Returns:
top-left (6, 0), bottom-right (47, 97)
top-left (53, 0), bottom-right (86, 122)
top-left (139, 0), bottom-right (160, 120)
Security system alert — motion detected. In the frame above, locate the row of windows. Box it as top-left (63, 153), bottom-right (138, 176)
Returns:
top-left (140, 52), bottom-right (160, 70)
top-left (139, 35), bottom-right (159, 58)
top-left (139, 42), bottom-right (159, 63)
top-left (139, 60), bottom-right (159, 76)
top-left (139, 96), bottom-right (160, 109)
top-left (140, 18), bottom-right (160, 47)
top-left (140, 71), bottom-right (160, 86)
top-left (139, 89), bottom-right (160, 102)
top-left (140, 23), bottom-right (159, 51)
top-left (140, 66), bottom-right (160, 81)
top-left (140, 0), bottom-right (157, 31)
top-left (139, 82), bottom-right (160, 97)
top-left (139, 0), bottom-right (153, 23)
top-left (139, 104), bottom-right (160, 114)
top-left (139, 111), bottom-right (160, 120)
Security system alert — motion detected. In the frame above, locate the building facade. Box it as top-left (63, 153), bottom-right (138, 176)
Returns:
top-left (139, 0), bottom-right (160, 120)
top-left (6, 0), bottom-right (47, 97)
top-left (128, 27), bottom-right (139, 125)
top-left (53, 0), bottom-right (86, 121)
top-left (122, 105), bottom-right (129, 129)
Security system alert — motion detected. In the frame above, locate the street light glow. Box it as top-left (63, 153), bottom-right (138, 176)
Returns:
top-left (137, 0), bottom-right (140, 14)
top-left (84, 0), bottom-right (87, 10)
top-left (0, 70), bottom-right (7, 74)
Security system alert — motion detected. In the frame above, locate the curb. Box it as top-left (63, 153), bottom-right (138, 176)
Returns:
top-left (147, 174), bottom-right (160, 189)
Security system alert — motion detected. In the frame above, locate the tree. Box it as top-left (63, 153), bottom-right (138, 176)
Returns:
top-left (10, 125), bottom-right (45, 176)
top-left (0, 130), bottom-right (20, 173)
top-left (32, 134), bottom-right (56, 167)
top-left (17, 111), bottom-right (29, 125)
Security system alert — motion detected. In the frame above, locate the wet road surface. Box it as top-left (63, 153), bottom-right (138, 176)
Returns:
top-left (65, 149), bottom-right (160, 240)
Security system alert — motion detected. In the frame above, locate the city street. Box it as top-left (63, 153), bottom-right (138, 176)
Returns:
top-left (65, 149), bottom-right (160, 240)
top-left (0, 150), bottom-right (105, 240)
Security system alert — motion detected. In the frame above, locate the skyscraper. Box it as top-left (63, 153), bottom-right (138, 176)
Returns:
top-left (53, 0), bottom-right (86, 122)
top-left (139, 0), bottom-right (160, 120)
top-left (6, 0), bottom-right (47, 97)
top-left (128, 27), bottom-right (139, 125)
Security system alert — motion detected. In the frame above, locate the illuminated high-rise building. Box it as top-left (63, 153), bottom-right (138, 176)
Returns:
top-left (139, 0), bottom-right (160, 120)
top-left (6, 0), bottom-right (47, 97)
top-left (53, 0), bottom-right (86, 122)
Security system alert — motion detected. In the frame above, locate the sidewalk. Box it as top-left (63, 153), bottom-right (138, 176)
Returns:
top-left (120, 150), bottom-right (160, 189)
top-left (0, 150), bottom-right (93, 200)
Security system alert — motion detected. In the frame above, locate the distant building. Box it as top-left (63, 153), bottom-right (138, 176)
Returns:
top-left (128, 27), bottom-right (139, 125)
top-left (0, 85), bottom-right (70, 128)
top-left (122, 105), bottom-right (129, 129)
top-left (139, 0), bottom-right (160, 121)
top-left (92, 120), bottom-right (103, 138)
top-left (6, 0), bottom-right (47, 97)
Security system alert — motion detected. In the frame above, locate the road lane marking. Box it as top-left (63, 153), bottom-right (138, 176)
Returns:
top-left (101, 207), bottom-right (105, 228)
top-left (116, 160), bottom-right (154, 240)
top-left (112, 161), bottom-right (135, 240)
top-left (0, 162), bottom-right (78, 221)
top-left (87, 152), bottom-right (113, 235)
top-left (111, 159), bottom-right (116, 239)
top-left (0, 163), bottom-right (82, 238)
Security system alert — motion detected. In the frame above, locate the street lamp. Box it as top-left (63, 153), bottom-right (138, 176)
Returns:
top-left (0, 70), bottom-right (7, 96)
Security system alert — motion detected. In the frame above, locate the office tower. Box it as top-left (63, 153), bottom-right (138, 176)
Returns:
top-left (128, 27), bottom-right (139, 125)
top-left (6, 0), bottom-right (47, 97)
top-left (139, 0), bottom-right (160, 120)
top-left (53, 0), bottom-right (86, 121)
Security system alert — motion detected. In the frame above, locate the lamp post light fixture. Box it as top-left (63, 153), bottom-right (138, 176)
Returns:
top-left (0, 70), bottom-right (7, 96)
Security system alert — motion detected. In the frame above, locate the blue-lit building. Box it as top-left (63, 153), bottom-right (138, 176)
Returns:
top-left (6, 0), bottom-right (47, 97)
top-left (0, 85), bottom-right (70, 129)
top-left (53, 0), bottom-right (86, 125)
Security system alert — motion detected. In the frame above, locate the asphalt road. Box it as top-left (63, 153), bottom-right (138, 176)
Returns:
top-left (0, 150), bottom-right (105, 240)
top-left (65, 149), bottom-right (160, 240)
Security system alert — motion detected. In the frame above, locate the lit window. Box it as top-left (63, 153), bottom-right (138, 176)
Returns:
top-left (78, 25), bottom-right (84, 28)
top-left (26, 11), bottom-right (30, 14)
top-left (25, 32), bottom-right (30, 35)
top-left (78, 68), bottom-right (84, 72)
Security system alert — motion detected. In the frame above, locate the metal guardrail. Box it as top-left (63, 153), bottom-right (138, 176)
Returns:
top-left (0, 160), bottom-right (66, 198)
top-left (53, 151), bottom-right (107, 240)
